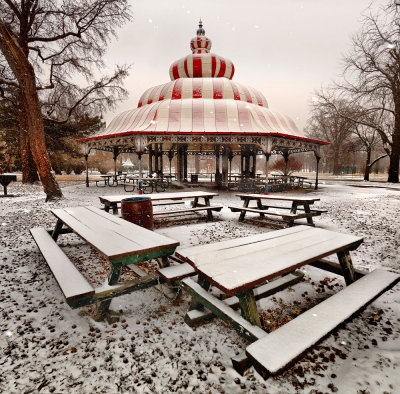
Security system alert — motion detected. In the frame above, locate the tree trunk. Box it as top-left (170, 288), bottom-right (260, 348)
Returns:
top-left (387, 119), bottom-right (400, 182)
top-left (363, 148), bottom-right (371, 181)
top-left (19, 101), bottom-right (39, 183)
top-left (0, 22), bottom-right (62, 200)
top-left (332, 150), bottom-right (341, 175)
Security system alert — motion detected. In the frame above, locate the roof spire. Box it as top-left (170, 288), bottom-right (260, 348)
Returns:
top-left (197, 19), bottom-right (205, 36)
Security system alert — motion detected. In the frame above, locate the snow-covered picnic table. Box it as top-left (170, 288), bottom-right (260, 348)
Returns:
top-left (30, 206), bottom-right (179, 321)
top-left (99, 191), bottom-right (223, 219)
top-left (176, 225), bottom-right (400, 377)
top-left (229, 193), bottom-right (326, 226)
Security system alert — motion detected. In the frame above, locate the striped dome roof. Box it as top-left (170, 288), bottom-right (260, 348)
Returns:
top-left (103, 99), bottom-right (300, 136)
top-left (138, 78), bottom-right (268, 108)
top-left (81, 21), bottom-right (304, 142)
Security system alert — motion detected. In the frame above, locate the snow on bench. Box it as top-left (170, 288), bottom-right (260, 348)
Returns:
top-left (246, 268), bottom-right (400, 378)
top-left (30, 227), bottom-right (95, 303)
top-left (157, 263), bottom-right (196, 282)
top-left (153, 206), bottom-right (223, 217)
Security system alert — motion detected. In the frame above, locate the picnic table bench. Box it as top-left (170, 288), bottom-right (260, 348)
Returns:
top-left (229, 193), bottom-right (326, 227)
top-left (99, 191), bottom-right (222, 220)
top-left (30, 206), bottom-right (179, 322)
top-left (0, 174), bottom-right (17, 196)
top-left (175, 225), bottom-right (399, 377)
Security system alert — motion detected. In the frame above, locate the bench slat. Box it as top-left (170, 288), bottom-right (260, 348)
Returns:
top-left (157, 263), bottom-right (196, 282)
top-left (229, 206), bottom-right (320, 219)
top-left (153, 206), bottom-right (223, 216)
top-left (30, 227), bottom-right (95, 302)
top-left (246, 269), bottom-right (400, 376)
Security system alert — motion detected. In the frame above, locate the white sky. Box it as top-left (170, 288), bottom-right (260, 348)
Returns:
top-left (103, 0), bottom-right (382, 131)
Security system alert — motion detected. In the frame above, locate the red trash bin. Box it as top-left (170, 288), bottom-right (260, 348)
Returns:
top-left (121, 196), bottom-right (153, 230)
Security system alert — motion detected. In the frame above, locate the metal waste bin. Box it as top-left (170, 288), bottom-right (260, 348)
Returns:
top-left (121, 196), bottom-right (153, 230)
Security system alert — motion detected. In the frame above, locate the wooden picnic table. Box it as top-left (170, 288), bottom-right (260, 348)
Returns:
top-left (177, 225), bottom-right (400, 376)
top-left (32, 206), bottom-right (179, 321)
top-left (229, 193), bottom-right (326, 226)
top-left (99, 191), bottom-right (222, 219)
top-left (0, 174), bottom-right (17, 196)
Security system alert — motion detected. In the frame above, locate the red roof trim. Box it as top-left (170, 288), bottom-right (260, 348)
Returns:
top-left (76, 131), bottom-right (329, 145)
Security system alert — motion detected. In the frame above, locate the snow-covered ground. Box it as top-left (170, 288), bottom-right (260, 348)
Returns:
top-left (0, 179), bottom-right (399, 393)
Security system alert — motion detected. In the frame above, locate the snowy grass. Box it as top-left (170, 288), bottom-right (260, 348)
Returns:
top-left (0, 180), bottom-right (399, 393)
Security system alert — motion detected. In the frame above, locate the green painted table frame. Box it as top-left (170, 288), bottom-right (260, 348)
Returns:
top-left (239, 196), bottom-right (318, 226)
top-left (51, 218), bottom-right (177, 321)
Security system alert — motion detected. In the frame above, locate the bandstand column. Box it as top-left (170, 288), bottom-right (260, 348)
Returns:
top-left (283, 150), bottom-right (290, 176)
top-left (264, 152), bottom-right (271, 195)
top-left (148, 145), bottom-right (153, 177)
top-left (251, 145), bottom-right (257, 177)
top-left (244, 145), bottom-right (250, 178)
top-left (154, 144), bottom-right (159, 175)
top-left (183, 144), bottom-right (188, 181)
top-left (159, 143), bottom-right (164, 176)
top-left (177, 145), bottom-right (184, 182)
top-left (314, 151), bottom-right (321, 190)
top-left (84, 147), bottom-right (91, 187)
top-left (112, 146), bottom-right (119, 181)
top-left (222, 145), bottom-right (229, 188)
top-left (215, 144), bottom-right (221, 187)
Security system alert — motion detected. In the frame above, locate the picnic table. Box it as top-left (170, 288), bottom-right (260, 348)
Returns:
top-left (96, 173), bottom-right (127, 187)
top-left (229, 193), bottom-right (326, 226)
top-left (30, 206), bottom-right (179, 322)
top-left (176, 225), bottom-right (400, 377)
top-left (99, 191), bottom-right (223, 219)
top-left (0, 174), bottom-right (17, 196)
top-left (123, 176), bottom-right (168, 193)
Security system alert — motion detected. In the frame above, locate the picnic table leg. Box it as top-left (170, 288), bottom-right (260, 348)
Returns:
top-left (239, 198), bottom-right (250, 222)
top-left (236, 289), bottom-right (261, 327)
top-left (185, 276), bottom-right (211, 317)
top-left (192, 197), bottom-right (199, 208)
top-left (256, 199), bottom-right (265, 218)
top-left (93, 262), bottom-right (122, 322)
top-left (111, 203), bottom-right (118, 215)
top-left (104, 202), bottom-right (110, 213)
top-left (303, 203), bottom-right (315, 226)
top-left (51, 219), bottom-right (64, 241)
top-left (337, 250), bottom-right (356, 285)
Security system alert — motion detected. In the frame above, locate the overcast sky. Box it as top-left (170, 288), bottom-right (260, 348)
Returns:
top-left (103, 0), bottom-right (383, 131)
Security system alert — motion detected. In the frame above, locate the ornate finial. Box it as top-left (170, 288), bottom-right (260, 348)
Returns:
top-left (197, 19), bottom-right (205, 36)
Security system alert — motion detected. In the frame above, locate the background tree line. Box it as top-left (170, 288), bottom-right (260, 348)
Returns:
top-left (306, 1), bottom-right (400, 183)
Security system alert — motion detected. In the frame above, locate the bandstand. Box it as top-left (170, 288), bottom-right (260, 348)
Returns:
top-left (77, 21), bottom-right (328, 191)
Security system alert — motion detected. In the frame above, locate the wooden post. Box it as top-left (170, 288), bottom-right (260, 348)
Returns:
top-left (337, 250), bottom-right (356, 285)
top-left (237, 289), bottom-right (261, 327)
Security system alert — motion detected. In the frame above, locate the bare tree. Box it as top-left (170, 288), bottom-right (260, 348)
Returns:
top-left (0, 0), bottom-right (131, 200)
top-left (305, 99), bottom-right (355, 175)
top-left (316, 2), bottom-right (400, 183)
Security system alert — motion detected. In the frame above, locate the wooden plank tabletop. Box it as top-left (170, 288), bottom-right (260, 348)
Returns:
top-left (176, 226), bottom-right (363, 295)
top-left (100, 191), bottom-right (219, 204)
top-left (235, 194), bottom-right (320, 203)
top-left (51, 206), bottom-right (179, 260)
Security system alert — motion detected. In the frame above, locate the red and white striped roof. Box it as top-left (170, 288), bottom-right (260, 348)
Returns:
top-left (78, 21), bottom-right (311, 143)
top-left (95, 99), bottom-right (300, 137)
top-left (138, 78), bottom-right (268, 108)
top-left (169, 53), bottom-right (234, 80)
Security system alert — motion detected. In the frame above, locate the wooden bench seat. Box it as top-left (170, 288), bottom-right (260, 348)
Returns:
top-left (30, 227), bottom-right (95, 303)
top-left (153, 206), bottom-right (223, 217)
top-left (157, 263), bottom-right (196, 282)
top-left (246, 268), bottom-right (400, 378)
top-left (241, 204), bottom-right (327, 214)
top-left (229, 206), bottom-right (319, 224)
